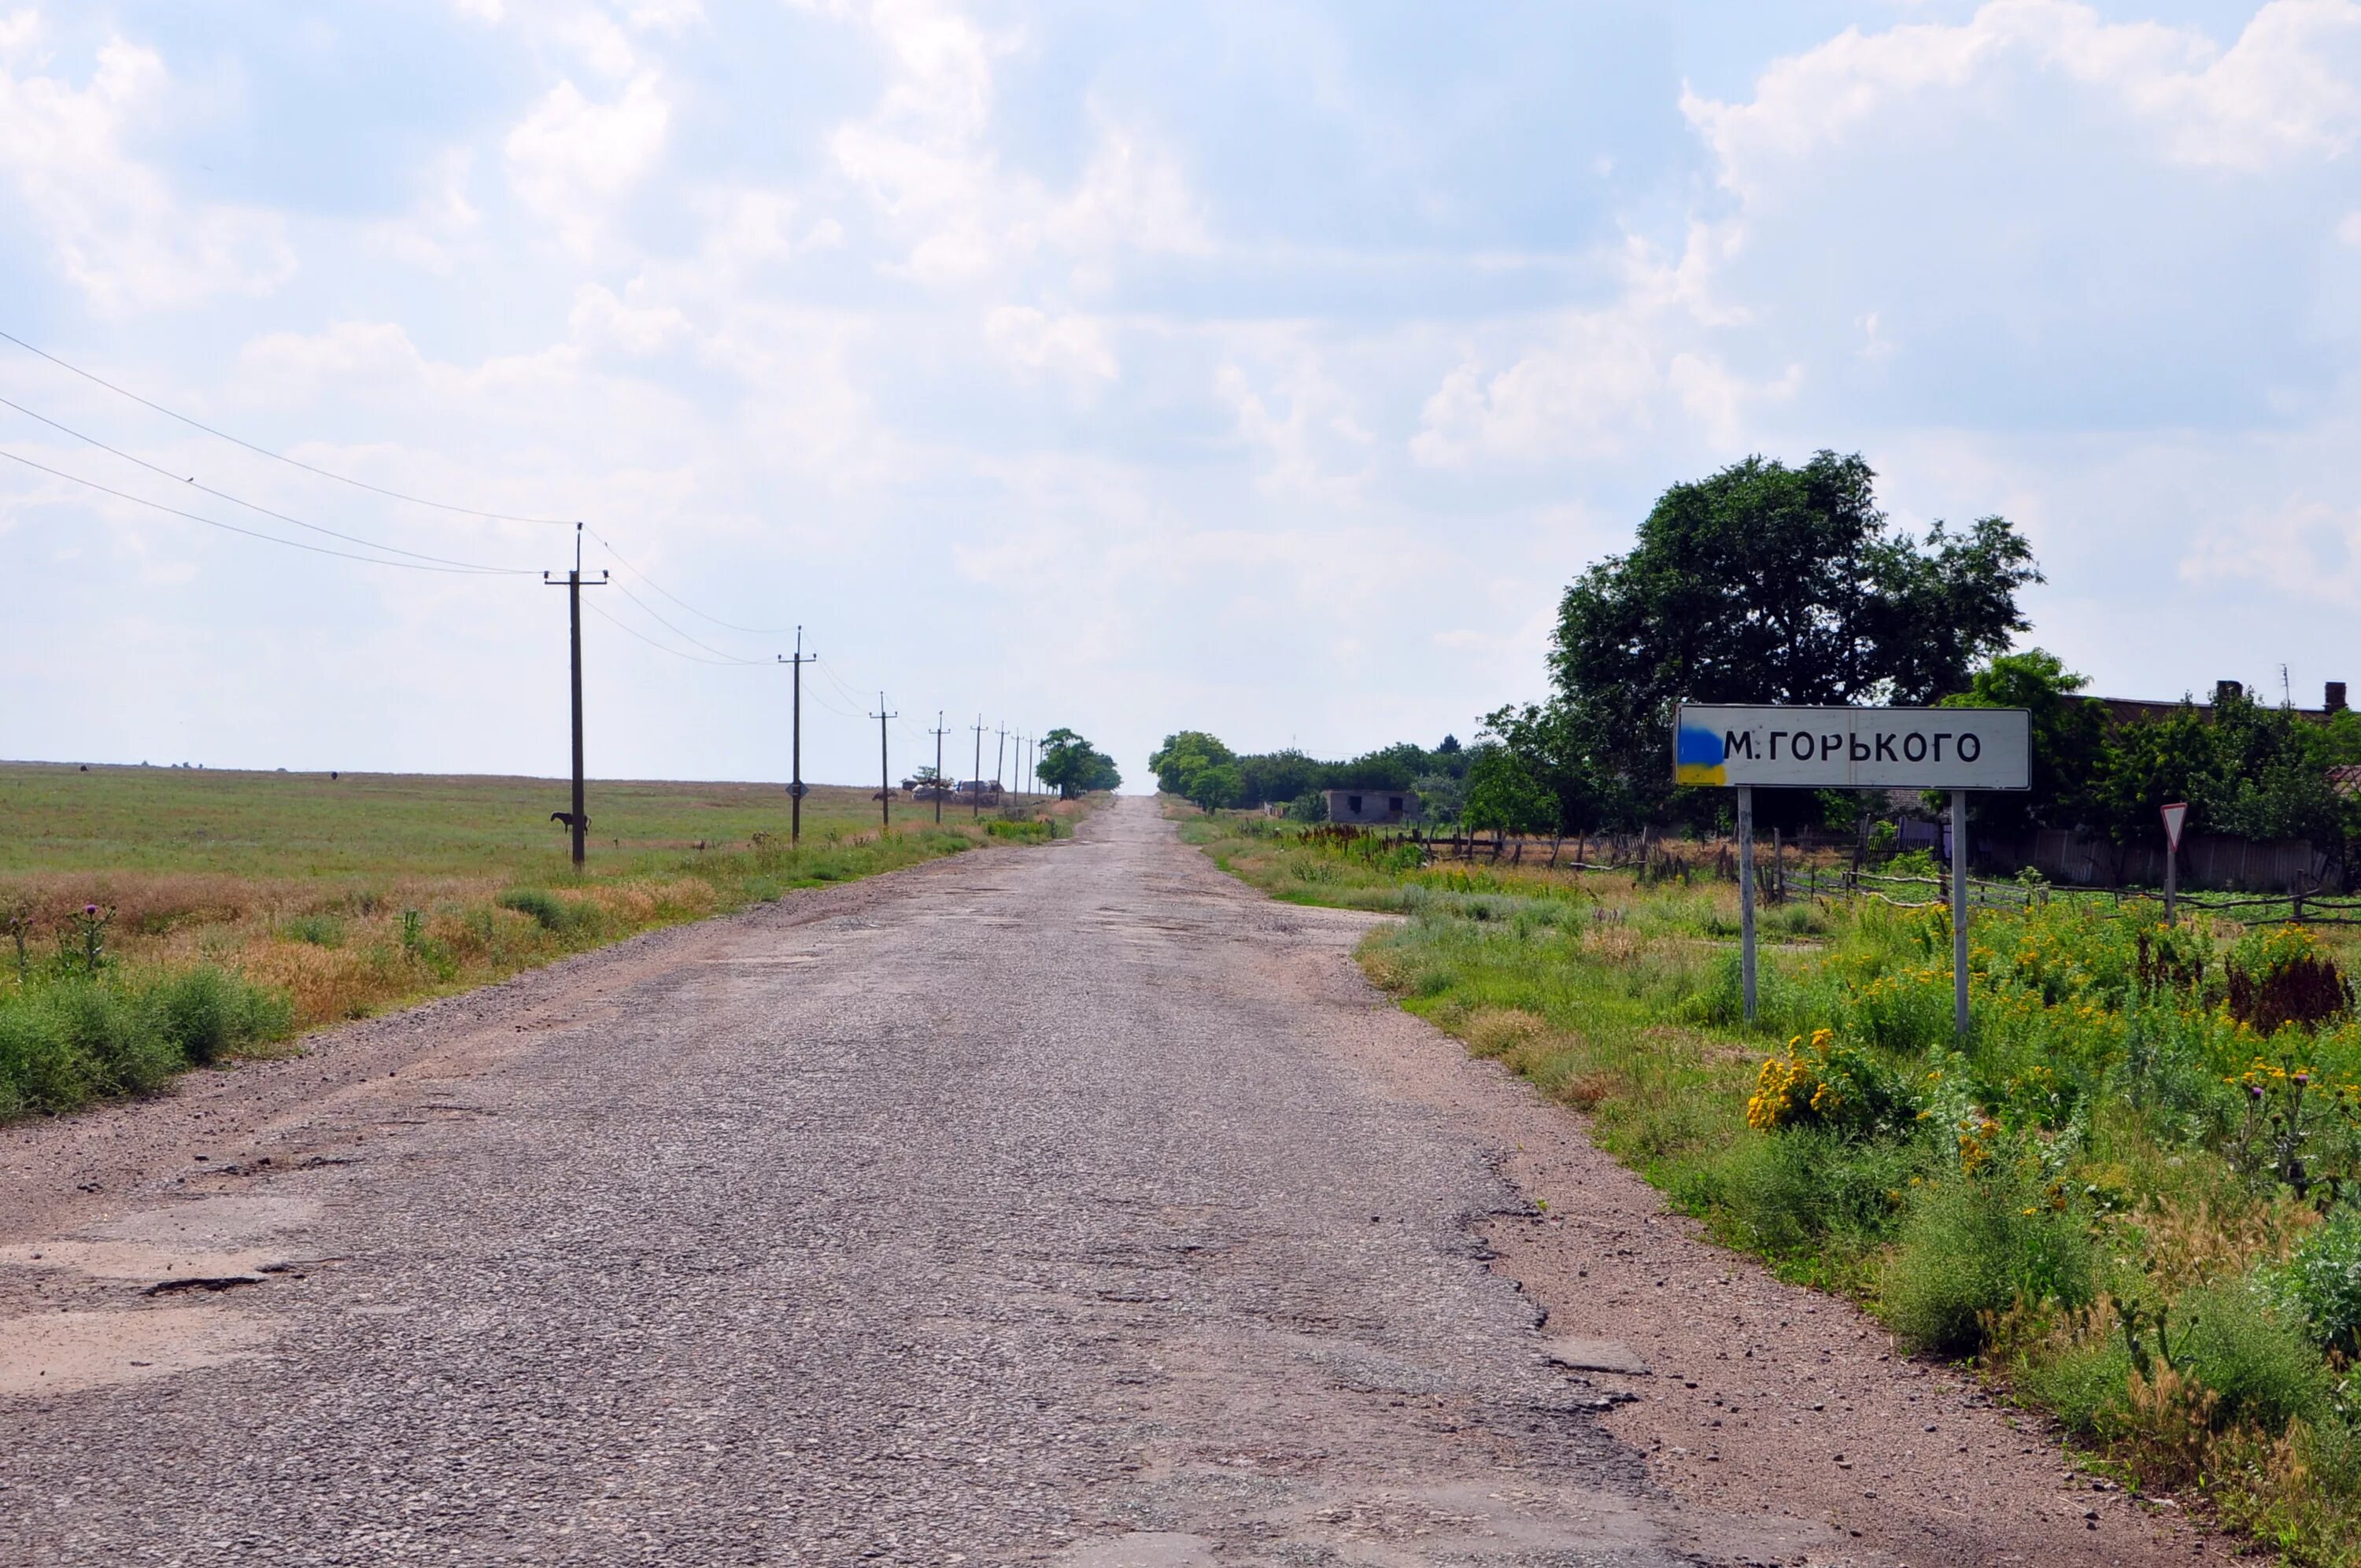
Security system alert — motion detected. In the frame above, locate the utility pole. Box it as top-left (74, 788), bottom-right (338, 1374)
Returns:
top-left (929, 710), bottom-right (948, 825)
top-left (995, 723), bottom-right (1008, 797)
top-left (542, 522), bottom-right (607, 869)
top-left (779, 629), bottom-right (815, 845)
top-left (970, 714), bottom-right (986, 819)
top-left (871, 693), bottom-right (897, 832)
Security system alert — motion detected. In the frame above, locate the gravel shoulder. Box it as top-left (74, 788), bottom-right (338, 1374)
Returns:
top-left (0, 797), bottom-right (2237, 1566)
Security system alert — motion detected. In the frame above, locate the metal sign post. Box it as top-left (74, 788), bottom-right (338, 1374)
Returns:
top-left (2161, 802), bottom-right (2189, 923)
top-left (1951, 790), bottom-right (1970, 1042)
top-left (1736, 785), bottom-right (1757, 1023)
top-left (1675, 703), bottom-right (2030, 1042)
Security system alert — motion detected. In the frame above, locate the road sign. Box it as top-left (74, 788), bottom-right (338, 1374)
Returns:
top-left (786, 781), bottom-right (808, 799)
top-left (1673, 704), bottom-right (2030, 791)
top-left (2161, 802), bottom-right (2188, 850)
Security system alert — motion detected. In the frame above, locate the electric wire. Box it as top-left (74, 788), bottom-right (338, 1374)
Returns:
top-left (605, 578), bottom-right (764, 665)
top-left (1, 330), bottom-right (812, 645)
top-left (2, 330), bottom-right (1029, 759)
top-left (0, 396), bottom-right (536, 575)
top-left (0, 449), bottom-right (527, 575)
top-left (582, 597), bottom-right (756, 666)
top-left (0, 328), bottom-right (576, 526)
top-left (583, 526), bottom-right (796, 636)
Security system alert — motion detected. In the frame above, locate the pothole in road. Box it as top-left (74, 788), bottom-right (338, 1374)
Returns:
top-left (0, 1304), bottom-right (268, 1396)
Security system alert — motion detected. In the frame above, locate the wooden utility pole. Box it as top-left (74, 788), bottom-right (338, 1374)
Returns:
top-left (870, 694), bottom-right (897, 832)
top-left (542, 522), bottom-right (607, 868)
top-left (929, 711), bottom-right (948, 825)
top-left (779, 629), bottom-right (815, 844)
top-left (970, 715), bottom-right (986, 819)
top-left (995, 724), bottom-right (1008, 797)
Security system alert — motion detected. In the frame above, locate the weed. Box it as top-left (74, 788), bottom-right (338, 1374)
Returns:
top-left (281, 913), bottom-right (346, 948)
top-left (1883, 1164), bottom-right (2096, 1355)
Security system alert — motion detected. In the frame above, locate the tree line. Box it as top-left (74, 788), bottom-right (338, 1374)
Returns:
top-left (1160, 449), bottom-right (2361, 873)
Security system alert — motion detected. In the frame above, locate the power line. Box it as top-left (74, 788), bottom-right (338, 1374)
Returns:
top-left (2, 328), bottom-right (810, 655)
top-left (1, 395), bottom-right (534, 574)
top-left (582, 597), bottom-right (757, 665)
top-left (583, 526), bottom-right (796, 636)
top-left (0, 448), bottom-right (526, 575)
top-left (0, 328), bottom-right (576, 526)
top-left (604, 577), bottom-right (763, 665)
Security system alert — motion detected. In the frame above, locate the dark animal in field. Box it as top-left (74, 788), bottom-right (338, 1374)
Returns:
top-left (551, 811), bottom-right (588, 831)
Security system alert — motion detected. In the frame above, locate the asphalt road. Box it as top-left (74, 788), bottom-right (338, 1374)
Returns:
top-left (0, 798), bottom-right (2227, 1566)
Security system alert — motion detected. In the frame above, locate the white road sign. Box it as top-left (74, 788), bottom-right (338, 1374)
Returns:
top-left (1674, 703), bottom-right (2030, 791)
top-left (2161, 802), bottom-right (2188, 850)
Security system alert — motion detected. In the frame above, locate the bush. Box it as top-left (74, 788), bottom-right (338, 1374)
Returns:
top-left (1744, 1028), bottom-right (1917, 1142)
top-left (151, 965), bottom-right (290, 1067)
top-left (2278, 1209), bottom-right (2361, 1359)
top-left (0, 967), bottom-right (293, 1116)
top-left (2174, 1276), bottom-right (2331, 1434)
top-left (1884, 1168), bottom-right (2096, 1356)
top-left (1701, 1125), bottom-right (1926, 1258)
top-left (496, 888), bottom-right (593, 935)
top-left (280, 913), bottom-right (345, 948)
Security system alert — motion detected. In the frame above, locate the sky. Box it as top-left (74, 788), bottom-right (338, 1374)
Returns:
top-left (2, 0), bottom-right (2358, 790)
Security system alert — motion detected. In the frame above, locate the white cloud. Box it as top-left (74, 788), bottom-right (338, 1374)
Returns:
top-left (1409, 228), bottom-right (1779, 467)
top-left (0, 35), bottom-right (294, 312)
top-left (366, 146), bottom-right (479, 274)
top-left (1220, 355), bottom-right (1374, 502)
top-left (1686, 0), bottom-right (2361, 189)
top-left (503, 72), bottom-right (671, 254)
top-left (983, 306), bottom-right (1118, 383)
top-left (570, 282), bottom-right (692, 354)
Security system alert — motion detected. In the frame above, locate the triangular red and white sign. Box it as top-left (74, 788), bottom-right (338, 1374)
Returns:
top-left (2161, 802), bottom-right (2189, 850)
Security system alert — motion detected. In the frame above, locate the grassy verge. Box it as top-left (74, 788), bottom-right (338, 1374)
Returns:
top-left (0, 763), bottom-right (1093, 1118)
top-left (1179, 803), bottom-right (2361, 1564)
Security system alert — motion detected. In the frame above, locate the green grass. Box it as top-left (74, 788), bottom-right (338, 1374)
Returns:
top-left (1177, 799), bottom-right (2361, 1565)
top-left (0, 762), bottom-right (1090, 1119)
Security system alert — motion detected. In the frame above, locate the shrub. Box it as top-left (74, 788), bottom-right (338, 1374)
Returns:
top-left (1702, 1125), bottom-right (1925, 1258)
top-left (2226, 925), bottom-right (2351, 1035)
top-left (1745, 1028), bottom-right (1916, 1142)
top-left (2172, 1276), bottom-right (2330, 1434)
top-left (2279, 1209), bottom-right (2361, 1359)
top-left (496, 888), bottom-right (593, 935)
top-left (150, 965), bottom-right (290, 1066)
top-left (0, 967), bottom-right (293, 1116)
top-left (281, 913), bottom-right (345, 948)
top-left (1884, 1167), bottom-right (2096, 1356)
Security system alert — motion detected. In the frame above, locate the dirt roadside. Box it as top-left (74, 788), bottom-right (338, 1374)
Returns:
top-left (1263, 939), bottom-right (2240, 1566)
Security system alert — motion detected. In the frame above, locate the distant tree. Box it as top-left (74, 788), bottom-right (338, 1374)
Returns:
top-left (1480, 701), bottom-right (1608, 834)
top-left (1410, 772), bottom-right (1465, 825)
top-left (1038, 728), bottom-right (1122, 799)
top-left (1937, 649), bottom-right (2106, 836)
top-left (1238, 749), bottom-right (1321, 808)
top-left (1550, 451), bottom-right (2039, 822)
top-left (1437, 734), bottom-right (1462, 755)
top-left (1185, 762), bottom-right (1244, 812)
top-left (1148, 731), bottom-right (1236, 798)
top-left (1461, 743), bottom-right (1555, 836)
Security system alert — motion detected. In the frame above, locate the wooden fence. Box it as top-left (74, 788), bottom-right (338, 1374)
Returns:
top-left (1336, 824), bottom-right (2361, 927)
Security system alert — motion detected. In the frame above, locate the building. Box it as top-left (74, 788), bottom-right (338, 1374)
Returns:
top-left (1323, 788), bottom-right (1415, 825)
top-left (2093, 678), bottom-right (2345, 725)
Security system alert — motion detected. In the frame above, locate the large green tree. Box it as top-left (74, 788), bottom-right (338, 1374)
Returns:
top-left (1037, 729), bottom-right (1122, 799)
top-left (1549, 451), bottom-right (2039, 821)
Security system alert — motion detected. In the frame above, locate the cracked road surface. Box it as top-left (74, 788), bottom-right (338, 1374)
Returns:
top-left (2, 797), bottom-right (2225, 1565)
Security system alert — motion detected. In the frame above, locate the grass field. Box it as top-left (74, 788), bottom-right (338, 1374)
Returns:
top-left (1180, 805), bottom-right (2361, 1566)
top-left (0, 762), bottom-right (1080, 1117)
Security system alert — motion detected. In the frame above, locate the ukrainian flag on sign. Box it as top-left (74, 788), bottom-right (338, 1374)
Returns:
top-left (1674, 718), bottom-right (1725, 786)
